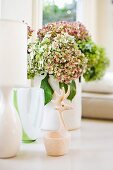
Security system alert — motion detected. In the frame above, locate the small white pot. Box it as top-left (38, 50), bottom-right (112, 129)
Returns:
top-left (33, 76), bottom-right (82, 131)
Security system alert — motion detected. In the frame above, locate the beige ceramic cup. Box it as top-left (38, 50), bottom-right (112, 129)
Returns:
top-left (44, 131), bottom-right (71, 156)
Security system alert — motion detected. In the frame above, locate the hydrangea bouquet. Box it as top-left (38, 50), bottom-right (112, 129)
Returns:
top-left (27, 21), bottom-right (109, 105)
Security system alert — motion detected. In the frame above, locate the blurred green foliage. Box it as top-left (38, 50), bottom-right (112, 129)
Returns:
top-left (43, 1), bottom-right (76, 25)
top-left (77, 39), bottom-right (110, 81)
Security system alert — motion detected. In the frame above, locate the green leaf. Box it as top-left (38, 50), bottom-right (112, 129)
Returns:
top-left (41, 74), bottom-right (54, 105)
top-left (59, 82), bottom-right (68, 91)
top-left (68, 80), bottom-right (76, 100)
top-left (59, 80), bottom-right (76, 101)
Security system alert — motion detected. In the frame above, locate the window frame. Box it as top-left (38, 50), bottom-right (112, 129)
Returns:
top-left (0, 0), bottom-right (1, 18)
top-left (32, 0), bottom-right (43, 38)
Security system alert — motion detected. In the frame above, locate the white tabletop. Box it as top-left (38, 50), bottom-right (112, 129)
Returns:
top-left (0, 119), bottom-right (113, 170)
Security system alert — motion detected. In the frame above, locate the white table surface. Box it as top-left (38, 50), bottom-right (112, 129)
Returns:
top-left (0, 119), bottom-right (113, 170)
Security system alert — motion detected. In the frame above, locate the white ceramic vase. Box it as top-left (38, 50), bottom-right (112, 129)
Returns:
top-left (0, 87), bottom-right (22, 158)
top-left (16, 87), bottom-right (44, 142)
top-left (33, 76), bottom-right (82, 131)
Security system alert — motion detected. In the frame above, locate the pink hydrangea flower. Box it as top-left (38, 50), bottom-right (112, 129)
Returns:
top-left (37, 21), bottom-right (90, 41)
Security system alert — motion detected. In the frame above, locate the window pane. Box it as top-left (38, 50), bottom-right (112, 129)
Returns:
top-left (43, 0), bottom-right (77, 25)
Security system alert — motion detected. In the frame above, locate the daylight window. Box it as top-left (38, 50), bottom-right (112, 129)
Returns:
top-left (43, 0), bottom-right (77, 25)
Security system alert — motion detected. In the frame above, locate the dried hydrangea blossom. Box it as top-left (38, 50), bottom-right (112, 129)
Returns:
top-left (37, 21), bottom-right (90, 41)
top-left (27, 38), bottom-right (46, 79)
top-left (39, 32), bottom-right (87, 84)
top-left (27, 26), bottom-right (34, 39)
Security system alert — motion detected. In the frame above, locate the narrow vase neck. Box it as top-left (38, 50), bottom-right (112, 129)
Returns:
top-left (0, 87), bottom-right (12, 103)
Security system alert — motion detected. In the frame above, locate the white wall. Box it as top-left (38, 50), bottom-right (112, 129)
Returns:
top-left (97, 0), bottom-right (113, 71)
top-left (1, 0), bottom-right (32, 26)
top-left (0, 0), bottom-right (43, 34)
top-left (77, 0), bottom-right (113, 71)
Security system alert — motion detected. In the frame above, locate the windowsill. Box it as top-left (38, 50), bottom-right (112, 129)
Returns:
top-left (0, 119), bottom-right (113, 170)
